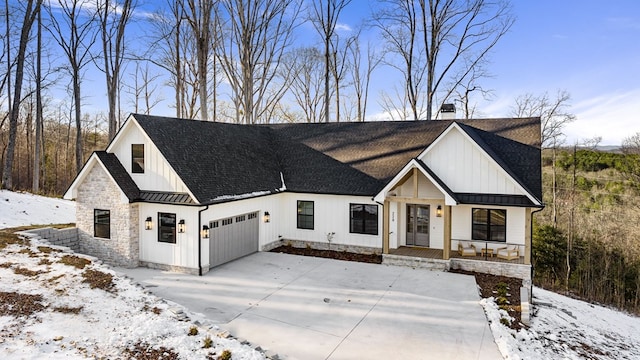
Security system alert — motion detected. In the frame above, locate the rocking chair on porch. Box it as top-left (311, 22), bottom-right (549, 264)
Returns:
top-left (458, 242), bottom-right (477, 257)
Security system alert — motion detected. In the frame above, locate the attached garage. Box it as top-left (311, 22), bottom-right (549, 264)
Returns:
top-left (209, 211), bottom-right (259, 267)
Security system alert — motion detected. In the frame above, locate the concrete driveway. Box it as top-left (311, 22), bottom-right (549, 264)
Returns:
top-left (121, 252), bottom-right (502, 360)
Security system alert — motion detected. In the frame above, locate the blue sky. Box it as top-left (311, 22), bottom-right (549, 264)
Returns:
top-left (38, 0), bottom-right (640, 145)
top-left (305, 0), bottom-right (640, 144)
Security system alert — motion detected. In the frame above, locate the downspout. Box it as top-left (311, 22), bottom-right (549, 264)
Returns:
top-left (198, 205), bottom-right (209, 276)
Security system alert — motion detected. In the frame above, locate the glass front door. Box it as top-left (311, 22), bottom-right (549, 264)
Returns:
top-left (406, 204), bottom-right (430, 247)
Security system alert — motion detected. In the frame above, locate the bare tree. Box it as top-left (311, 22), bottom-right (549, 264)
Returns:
top-left (374, 0), bottom-right (513, 120)
top-left (348, 34), bottom-right (382, 122)
top-left (181, 0), bottom-right (214, 121)
top-left (511, 90), bottom-right (576, 148)
top-left (329, 34), bottom-right (354, 122)
top-left (96, 0), bottom-right (135, 140)
top-left (283, 47), bottom-right (325, 123)
top-left (46, 0), bottom-right (98, 173)
top-left (125, 61), bottom-right (163, 115)
top-left (621, 132), bottom-right (640, 155)
top-left (217, 0), bottom-right (301, 124)
top-left (309, 0), bottom-right (352, 123)
top-left (34, 5), bottom-right (42, 192)
top-left (452, 61), bottom-right (493, 119)
top-left (2, 0), bottom-right (41, 189)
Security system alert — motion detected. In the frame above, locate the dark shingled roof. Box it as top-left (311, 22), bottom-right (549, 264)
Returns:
top-left (127, 114), bottom-right (542, 205)
top-left (94, 151), bottom-right (140, 201)
top-left (134, 115), bottom-right (283, 204)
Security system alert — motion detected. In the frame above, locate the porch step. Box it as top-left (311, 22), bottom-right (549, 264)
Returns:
top-left (382, 254), bottom-right (449, 271)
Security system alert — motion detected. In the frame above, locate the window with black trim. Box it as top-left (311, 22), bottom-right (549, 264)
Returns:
top-left (350, 204), bottom-right (378, 235)
top-left (297, 200), bottom-right (314, 230)
top-left (132, 144), bottom-right (144, 173)
top-left (472, 208), bottom-right (506, 242)
top-left (158, 212), bottom-right (176, 243)
top-left (94, 209), bottom-right (110, 239)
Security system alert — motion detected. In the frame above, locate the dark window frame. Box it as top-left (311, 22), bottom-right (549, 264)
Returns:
top-left (158, 212), bottom-right (177, 244)
top-left (94, 209), bottom-right (110, 239)
top-left (472, 208), bottom-right (507, 242)
top-left (132, 144), bottom-right (144, 173)
top-left (297, 200), bottom-right (314, 230)
top-left (349, 203), bottom-right (379, 235)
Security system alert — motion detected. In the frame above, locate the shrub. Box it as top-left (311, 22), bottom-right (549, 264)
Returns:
top-left (188, 326), bottom-right (199, 336)
top-left (203, 336), bottom-right (213, 349)
top-left (217, 349), bottom-right (232, 360)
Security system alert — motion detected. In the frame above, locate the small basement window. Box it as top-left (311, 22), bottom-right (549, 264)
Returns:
top-left (158, 212), bottom-right (176, 244)
top-left (132, 144), bottom-right (144, 173)
top-left (94, 209), bottom-right (110, 239)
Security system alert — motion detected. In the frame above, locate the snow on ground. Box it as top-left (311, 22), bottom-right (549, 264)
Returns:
top-left (0, 191), bottom-right (265, 359)
top-left (0, 237), bottom-right (266, 359)
top-left (3, 190), bottom-right (640, 359)
top-left (0, 190), bottom-right (75, 229)
top-left (482, 287), bottom-right (640, 360)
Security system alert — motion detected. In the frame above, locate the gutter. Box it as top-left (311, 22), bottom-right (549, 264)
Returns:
top-left (197, 205), bottom-right (209, 276)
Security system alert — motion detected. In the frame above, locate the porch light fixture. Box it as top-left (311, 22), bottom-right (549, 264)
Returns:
top-left (263, 211), bottom-right (271, 223)
top-left (178, 219), bottom-right (186, 233)
top-left (436, 205), bottom-right (443, 217)
top-left (201, 225), bottom-right (209, 239)
top-left (145, 217), bottom-right (153, 230)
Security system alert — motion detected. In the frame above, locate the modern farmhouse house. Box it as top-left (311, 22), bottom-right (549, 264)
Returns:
top-left (64, 114), bottom-right (543, 284)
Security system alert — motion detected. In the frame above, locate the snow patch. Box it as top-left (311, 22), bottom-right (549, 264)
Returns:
top-left (0, 190), bottom-right (75, 229)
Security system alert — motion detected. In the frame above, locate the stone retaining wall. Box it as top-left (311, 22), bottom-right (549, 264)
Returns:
top-left (21, 227), bottom-right (80, 252)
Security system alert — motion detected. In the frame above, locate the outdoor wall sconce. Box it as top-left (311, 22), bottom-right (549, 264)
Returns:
top-left (436, 205), bottom-right (443, 217)
top-left (178, 219), bottom-right (186, 233)
top-left (263, 211), bottom-right (271, 223)
top-left (201, 225), bottom-right (209, 239)
top-left (145, 217), bottom-right (153, 230)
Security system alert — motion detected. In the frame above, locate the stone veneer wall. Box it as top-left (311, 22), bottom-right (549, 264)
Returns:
top-left (75, 164), bottom-right (139, 267)
top-left (262, 238), bottom-right (382, 255)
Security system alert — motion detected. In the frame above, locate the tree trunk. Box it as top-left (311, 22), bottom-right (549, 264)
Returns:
top-left (34, 6), bottom-right (42, 192)
top-left (2, 0), bottom-right (39, 189)
top-left (74, 71), bottom-right (83, 173)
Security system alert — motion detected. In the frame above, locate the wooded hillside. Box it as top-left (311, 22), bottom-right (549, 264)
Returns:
top-left (534, 148), bottom-right (640, 314)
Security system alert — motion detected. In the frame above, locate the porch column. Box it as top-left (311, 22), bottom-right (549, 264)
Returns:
top-left (524, 208), bottom-right (532, 265)
top-left (443, 205), bottom-right (451, 260)
top-left (383, 199), bottom-right (390, 254)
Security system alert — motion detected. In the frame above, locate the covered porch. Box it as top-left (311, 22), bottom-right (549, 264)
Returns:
top-left (375, 160), bottom-right (534, 269)
top-left (388, 244), bottom-right (526, 265)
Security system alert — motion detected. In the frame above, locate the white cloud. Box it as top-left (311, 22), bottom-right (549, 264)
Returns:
top-left (566, 89), bottom-right (640, 145)
top-left (335, 23), bottom-right (352, 32)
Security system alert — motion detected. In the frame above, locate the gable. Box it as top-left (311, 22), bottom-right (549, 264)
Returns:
top-left (107, 116), bottom-right (195, 200)
top-left (419, 125), bottom-right (528, 196)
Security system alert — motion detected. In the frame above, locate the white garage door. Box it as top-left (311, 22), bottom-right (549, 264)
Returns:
top-left (209, 211), bottom-right (259, 267)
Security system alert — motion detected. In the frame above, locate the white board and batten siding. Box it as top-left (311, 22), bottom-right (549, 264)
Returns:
top-left (138, 203), bottom-right (202, 270)
top-left (420, 126), bottom-right (524, 196)
top-left (108, 120), bottom-right (191, 195)
top-left (277, 193), bottom-right (383, 249)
